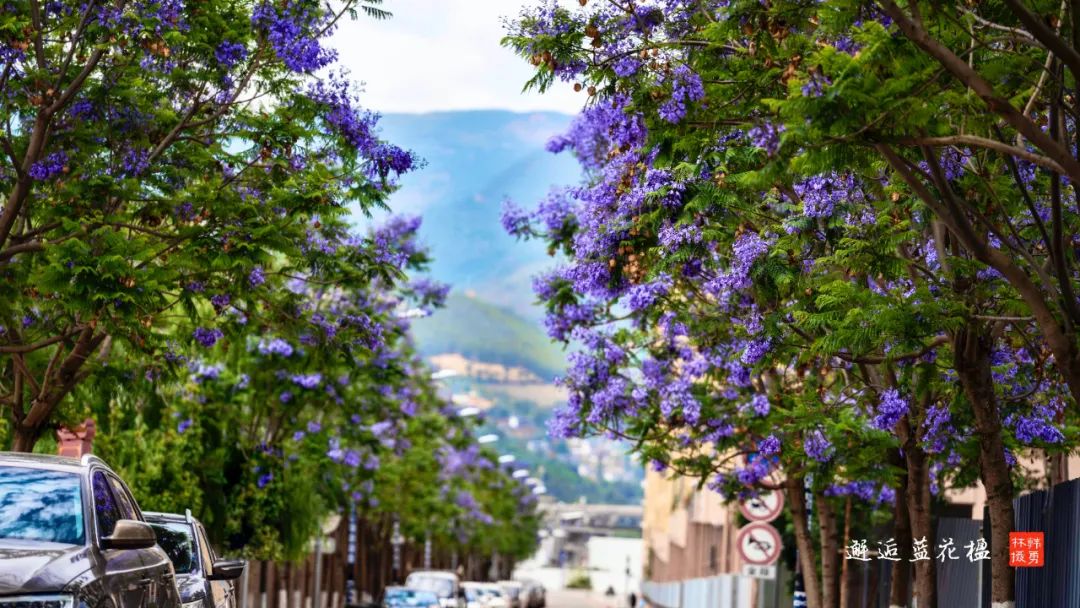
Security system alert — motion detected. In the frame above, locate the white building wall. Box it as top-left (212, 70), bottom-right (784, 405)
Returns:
top-left (587, 536), bottom-right (643, 595)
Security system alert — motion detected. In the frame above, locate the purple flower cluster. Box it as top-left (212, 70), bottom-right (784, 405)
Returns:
top-left (249, 266), bottom-right (266, 287)
top-left (825, 481), bottom-right (894, 505)
top-left (793, 173), bottom-right (865, 219)
top-left (658, 65), bottom-right (705, 123)
top-left (193, 327), bottom-right (223, 347)
top-left (747, 122), bottom-right (783, 156)
top-left (29, 151), bottom-right (68, 180)
top-left (750, 394), bottom-right (770, 417)
top-left (371, 215), bottom-right (423, 270)
top-left (258, 338), bottom-right (294, 357)
top-left (215, 40), bottom-right (247, 69)
top-left (409, 278), bottom-right (451, 307)
top-left (501, 201), bottom-right (532, 237)
top-left (252, 1), bottom-right (336, 73)
top-left (803, 428), bottom-right (834, 462)
top-left (626, 276), bottom-right (671, 312)
top-left (740, 337), bottom-right (771, 366)
top-left (1010, 401), bottom-right (1066, 445)
top-left (291, 373), bottom-right (322, 389)
top-left (706, 232), bottom-right (769, 298)
top-left (758, 434), bottom-right (781, 456)
top-left (121, 149), bottom-right (150, 177)
top-left (872, 388), bottom-right (908, 431)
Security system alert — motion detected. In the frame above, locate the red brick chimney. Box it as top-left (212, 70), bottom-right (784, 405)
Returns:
top-left (57, 419), bottom-right (96, 458)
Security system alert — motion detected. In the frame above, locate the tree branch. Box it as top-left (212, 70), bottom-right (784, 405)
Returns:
top-left (899, 135), bottom-right (1067, 175)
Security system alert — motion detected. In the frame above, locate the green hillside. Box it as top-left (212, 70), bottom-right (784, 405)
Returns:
top-left (411, 292), bottom-right (567, 381)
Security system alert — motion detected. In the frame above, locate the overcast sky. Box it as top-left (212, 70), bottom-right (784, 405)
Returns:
top-left (331, 0), bottom-right (583, 114)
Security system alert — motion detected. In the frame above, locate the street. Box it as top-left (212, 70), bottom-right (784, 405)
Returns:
top-left (545, 589), bottom-right (635, 608)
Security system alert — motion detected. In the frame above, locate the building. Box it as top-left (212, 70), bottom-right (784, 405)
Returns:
top-left (642, 467), bottom-right (742, 583)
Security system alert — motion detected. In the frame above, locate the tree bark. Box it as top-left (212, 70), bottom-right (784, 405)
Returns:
top-left (816, 489), bottom-right (841, 608)
top-left (839, 497), bottom-right (852, 608)
top-left (788, 478), bottom-right (823, 608)
top-left (888, 449), bottom-right (912, 608)
top-left (902, 427), bottom-right (936, 608)
top-left (954, 325), bottom-right (1015, 608)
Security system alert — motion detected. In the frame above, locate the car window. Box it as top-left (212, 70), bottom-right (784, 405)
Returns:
top-left (0, 466), bottom-right (85, 545)
top-left (91, 471), bottom-right (121, 538)
top-left (149, 521), bottom-right (198, 574)
top-left (106, 475), bottom-right (139, 521)
top-left (195, 521), bottom-right (215, 575)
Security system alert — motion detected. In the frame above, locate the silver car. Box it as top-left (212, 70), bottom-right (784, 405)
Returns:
top-left (145, 510), bottom-right (245, 608)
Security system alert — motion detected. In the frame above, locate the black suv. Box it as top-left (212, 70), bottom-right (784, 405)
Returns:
top-left (144, 510), bottom-right (245, 608)
top-left (0, 452), bottom-right (182, 607)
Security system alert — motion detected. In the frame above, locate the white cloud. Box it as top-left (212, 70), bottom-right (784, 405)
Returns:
top-left (330, 0), bottom-right (584, 114)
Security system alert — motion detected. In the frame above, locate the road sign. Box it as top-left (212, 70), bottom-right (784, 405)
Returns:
top-left (739, 490), bottom-right (784, 522)
top-left (741, 564), bottom-right (777, 579)
top-left (737, 522), bottom-right (782, 565)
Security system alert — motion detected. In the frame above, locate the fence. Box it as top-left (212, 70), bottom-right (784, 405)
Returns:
top-left (1002, 476), bottom-right (1080, 608)
top-left (642, 574), bottom-right (755, 608)
top-left (237, 555), bottom-right (348, 608)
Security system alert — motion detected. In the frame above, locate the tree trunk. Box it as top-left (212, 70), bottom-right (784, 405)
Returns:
top-left (12, 426), bottom-right (42, 452)
top-left (904, 438), bottom-right (936, 608)
top-left (817, 489), bottom-right (841, 608)
top-left (839, 497), bottom-right (852, 608)
top-left (888, 449), bottom-right (912, 608)
top-left (788, 478), bottom-right (822, 608)
top-left (954, 326), bottom-right (1015, 608)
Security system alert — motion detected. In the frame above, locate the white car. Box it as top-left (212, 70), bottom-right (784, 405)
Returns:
top-left (405, 570), bottom-right (466, 608)
top-left (462, 582), bottom-right (509, 608)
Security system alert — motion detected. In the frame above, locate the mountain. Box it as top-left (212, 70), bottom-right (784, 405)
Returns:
top-left (368, 110), bottom-right (644, 505)
top-left (410, 292), bottom-right (567, 381)
top-left (374, 110), bottom-right (580, 320)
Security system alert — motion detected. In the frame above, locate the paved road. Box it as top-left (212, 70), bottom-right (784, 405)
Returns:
top-left (545, 589), bottom-right (634, 608)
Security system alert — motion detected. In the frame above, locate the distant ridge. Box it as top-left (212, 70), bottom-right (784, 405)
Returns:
top-left (411, 292), bottom-right (567, 382)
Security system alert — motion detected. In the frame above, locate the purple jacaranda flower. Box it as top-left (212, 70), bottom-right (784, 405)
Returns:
top-left (193, 327), bottom-right (223, 347)
top-left (257, 472), bottom-right (273, 488)
top-left (249, 266), bottom-right (266, 287)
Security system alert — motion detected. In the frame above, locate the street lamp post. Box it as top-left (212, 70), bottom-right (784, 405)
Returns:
top-left (391, 518), bottom-right (405, 584)
top-left (424, 531), bottom-right (432, 569)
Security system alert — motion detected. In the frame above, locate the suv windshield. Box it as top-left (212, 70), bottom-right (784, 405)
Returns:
top-left (149, 521), bottom-right (198, 574)
top-left (0, 466), bottom-right (84, 545)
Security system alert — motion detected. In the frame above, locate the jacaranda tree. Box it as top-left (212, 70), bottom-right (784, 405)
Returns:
top-left (0, 0), bottom-right (417, 451)
top-left (503, 1), bottom-right (1079, 606)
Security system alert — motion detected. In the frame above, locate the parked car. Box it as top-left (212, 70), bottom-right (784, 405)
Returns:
top-left (380, 586), bottom-right (440, 608)
top-left (461, 582), bottom-right (508, 608)
top-left (458, 583), bottom-right (485, 608)
top-left (0, 452), bottom-right (183, 607)
top-left (496, 581), bottom-right (523, 608)
top-left (518, 580), bottom-right (545, 608)
top-left (404, 571), bottom-right (465, 608)
top-left (145, 509), bottom-right (246, 608)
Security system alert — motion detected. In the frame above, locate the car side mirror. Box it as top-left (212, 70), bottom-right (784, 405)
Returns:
top-left (208, 559), bottom-right (247, 581)
top-left (102, 519), bottom-right (157, 550)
